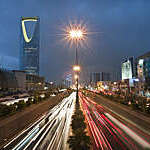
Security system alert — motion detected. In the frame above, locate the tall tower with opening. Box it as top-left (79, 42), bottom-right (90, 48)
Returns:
top-left (20, 17), bottom-right (40, 75)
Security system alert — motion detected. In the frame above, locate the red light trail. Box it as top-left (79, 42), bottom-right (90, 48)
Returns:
top-left (79, 92), bottom-right (150, 150)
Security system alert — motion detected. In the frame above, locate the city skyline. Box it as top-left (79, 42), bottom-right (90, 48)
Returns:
top-left (0, 1), bottom-right (150, 80)
top-left (0, 1), bottom-right (150, 149)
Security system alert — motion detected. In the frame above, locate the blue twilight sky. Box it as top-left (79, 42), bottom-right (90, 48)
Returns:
top-left (0, 0), bottom-right (150, 80)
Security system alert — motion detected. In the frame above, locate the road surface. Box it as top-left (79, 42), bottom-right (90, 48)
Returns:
top-left (79, 92), bottom-right (150, 150)
top-left (3, 92), bottom-right (76, 150)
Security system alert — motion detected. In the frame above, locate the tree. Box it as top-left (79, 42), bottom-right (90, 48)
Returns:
top-left (0, 104), bottom-right (15, 117)
top-left (68, 132), bottom-right (91, 150)
top-left (26, 98), bottom-right (33, 106)
top-left (17, 100), bottom-right (26, 110)
top-left (68, 100), bottom-right (91, 150)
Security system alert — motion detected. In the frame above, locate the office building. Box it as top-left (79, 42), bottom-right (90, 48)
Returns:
top-left (121, 57), bottom-right (134, 80)
top-left (135, 51), bottom-right (150, 88)
top-left (20, 17), bottom-right (40, 75)
top-left (0, 68), bottom-right (18, 90)
top-left (13, 70), bottom-right (45, 91)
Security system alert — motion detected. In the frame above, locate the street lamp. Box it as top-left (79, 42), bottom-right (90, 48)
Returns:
top-left (73, 65), bottom-right (81, 72)
top-left (69, 29), bottom-right (83, 102)
top-left (69, 30), bottom-right (83, 40)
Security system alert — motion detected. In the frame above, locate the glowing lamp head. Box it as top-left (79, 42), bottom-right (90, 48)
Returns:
top-left (73, 65), bottom-right (81, 72)
top-left (69, 30), bottom-right (83, 39)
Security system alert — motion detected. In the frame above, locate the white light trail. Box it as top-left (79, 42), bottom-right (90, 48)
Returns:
top-left (106, 113), bottom-right (150, 149)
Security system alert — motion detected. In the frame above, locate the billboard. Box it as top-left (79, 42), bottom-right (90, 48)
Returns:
top-left (122, 59), bottom-right (133, 80)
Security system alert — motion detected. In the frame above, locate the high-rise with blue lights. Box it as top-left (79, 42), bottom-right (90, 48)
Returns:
top-left (20, 17), bottom-right (40, 75)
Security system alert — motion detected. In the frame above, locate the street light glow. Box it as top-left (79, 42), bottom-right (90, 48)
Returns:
top-left (69, 30), bottom-right (83, 39)
top-left (61, 22), bottom-right (88, 48)
top-left (74, 74), bottom-right (78, 79)
top-left (73, 65), bottom-right (81, 72)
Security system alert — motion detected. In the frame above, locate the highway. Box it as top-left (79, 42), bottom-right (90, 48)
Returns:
top-left (79, 92), bottom-right (150, 150)
top-left (3, 92), bottom-right (76, 150)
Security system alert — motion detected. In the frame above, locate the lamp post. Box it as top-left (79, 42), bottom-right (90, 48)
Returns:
top-left (69, 29), bottom-right (83, 102)
top-left (73, 65), bottom-right (80, 101)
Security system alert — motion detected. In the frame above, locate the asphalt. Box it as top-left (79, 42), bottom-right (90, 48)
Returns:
top-left (84, 91), bottom-right (150, 137)
top-left (0, 92), bottom-right (71, 148)
top-left (2, 92), bottom-right (76, 150)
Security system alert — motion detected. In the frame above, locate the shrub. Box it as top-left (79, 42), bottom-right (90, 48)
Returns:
top-left (0, 104), bottom-right (15, 117)
top-left (17, 100), bottom-right (26, 110)
top-left (26, 98), bottom-right (33, 106)
top-left (68, 99), bottom-right (91, 150)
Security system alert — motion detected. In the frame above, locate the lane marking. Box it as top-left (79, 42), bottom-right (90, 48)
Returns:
top-left (3, 115), bottom-right (45, 148)
top-left (102, 105), bottom-right (150, 136)
top-left (105, 113), bottom-right (150, 149)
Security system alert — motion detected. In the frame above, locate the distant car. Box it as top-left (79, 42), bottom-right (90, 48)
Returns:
top-left (12, 96), bottom-right (19, 99)
top-left (50, 94), bottom-right (56, 97)
top-left (20, 95), bottom-right (28, 98)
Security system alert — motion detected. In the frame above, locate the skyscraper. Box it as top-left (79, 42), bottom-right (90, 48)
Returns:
top-left (121, 57), bottom-right (134, 80)
top-left (20, 17), bottom-right (40, 75)
top-left (136, 52), bottom-right (150, 85)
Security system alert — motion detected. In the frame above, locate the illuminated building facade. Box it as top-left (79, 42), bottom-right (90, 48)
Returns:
top-left (136, 52), bottom-right (150, 86)
top-left (20, 17), bottom-right (40, 75)
top-left (121, 57), bottom-right (134, 80)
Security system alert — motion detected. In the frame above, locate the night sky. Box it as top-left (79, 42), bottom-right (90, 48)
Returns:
top-left (0, 0), bottom-right (150, 81)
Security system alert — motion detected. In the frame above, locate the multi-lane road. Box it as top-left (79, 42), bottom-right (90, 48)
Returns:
top-left (3, 92), bottom-right (76, 150)
top-left (79, 92), bottom-right (150, 150)
top-left (2, 91), bottom-right (150, 150)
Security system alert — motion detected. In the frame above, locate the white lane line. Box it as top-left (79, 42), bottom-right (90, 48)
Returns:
top-left (63, 94), bottom-right (76, 150)
top-left (102, 105), bottom-right (150, 136)
top-left (32, 119), bottom-right (57, 150)
top-left (105, 113), bottom-right (150, 149)
top-left (7, 92), bottom-right (75, 150)
top-left (3, 114), bottom-right (45, 148)
top-left (12, 127), bottom-right (39, 150)
top-left (48, 118), bottom-right (65, 150)
top-left (23, 115), bottom-right (57, 150)
top-left (47, 92), bottom-right (76, 150)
